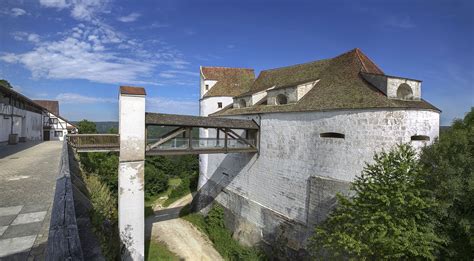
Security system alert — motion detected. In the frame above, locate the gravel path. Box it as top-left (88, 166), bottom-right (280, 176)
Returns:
top-left (146, 194), bottom-right (223, 261)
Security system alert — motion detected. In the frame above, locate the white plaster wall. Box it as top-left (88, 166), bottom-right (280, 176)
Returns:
top-left (199, 96), bottom-right (234, 190)
top-left (296, 80), bottom-right (318, 100)
top-left (387, 78), bottom-right (421, 100)
top-left (0, 107), bottom-right (42, 143)
top-left (202, 109), bottom-right (439, 226)
top-left (267, 87), bottom-right (298, 105)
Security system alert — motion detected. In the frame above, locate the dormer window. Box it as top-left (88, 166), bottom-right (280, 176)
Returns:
top-left (217, 102), bottom-right (222, 108)
top-left (396, 83), bottom-right (413, 100)
top-left (239, 99), bottom-right (247, 108)
top-left (276, 94), bottom-right (288, 105)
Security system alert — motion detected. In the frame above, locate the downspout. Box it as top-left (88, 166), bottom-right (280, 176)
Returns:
top-left (10, 96), bottom-right (14, 134)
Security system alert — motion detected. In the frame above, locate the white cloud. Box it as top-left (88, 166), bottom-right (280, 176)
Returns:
top-left (39, 0), bottom-right (109, 22)
top-left (384, 15), bottom-right (416, 29)
top-left (13, 32), bottom-right (41, 43)
top-left (117, 12), bottom-right (141, 23)
top-left (147, 97), bottom-right (198, 115)
top-left (56, 93), bottom-right (116, 104)
top-left (158, 70), bottom-right (199, 79)
top-left (11, 8), bottom-right (27, 17)
top-left (39, 0), bottom-right (69, 9)
top-left (2, 22), bottom-right (188, 85)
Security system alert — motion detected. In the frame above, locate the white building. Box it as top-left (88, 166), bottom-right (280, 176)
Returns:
top-left (0, 84), bottom-right (43, 145)
top-left (34, 100), bottom-right (78, 141)
top-left (198, 48), bottom-right (440, 257)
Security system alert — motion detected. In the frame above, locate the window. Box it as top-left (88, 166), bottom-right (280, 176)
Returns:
top-left (239, 99), bottom-right (247, 108)
top-left (49, 118), bottom-right (58, 124)
top-left (276, 94), bottom-right (288, 105)
top-left (54, 131), bottom-right (63, 137)
top-left (396, 83), bottom-right (413, 100)
top-left (205, 84), bottom-right (209, 90)
top-left (217, 102), bottom-right (223, 108)
top-left (411, 135), bottom-right (430, 141)
top-left (320, 132), bottom-right (345, 139)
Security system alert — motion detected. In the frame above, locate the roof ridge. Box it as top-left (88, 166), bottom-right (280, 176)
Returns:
top-left (354, 48), bottom-right (384, 74)
top-left (260, 57), bottom-right (332, 73)
top-left (201, 66), bottom-right (254, 71)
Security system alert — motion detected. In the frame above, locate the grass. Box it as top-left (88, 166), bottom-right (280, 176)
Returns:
top-left (145, 239), bottom-right (180, 261)
top-left (180, 203), bottom-right (265, 261)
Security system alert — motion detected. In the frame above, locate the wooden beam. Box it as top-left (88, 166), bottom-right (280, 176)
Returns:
top-left (145, 147), bottom-right (257, 156)
top-left (146, 127), bottom-right (185, 150)
top-left (226, 128), bottom-right (256, 149)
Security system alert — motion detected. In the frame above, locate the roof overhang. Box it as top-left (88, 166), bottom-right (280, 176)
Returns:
top-left (145, 112), bottom-right (259, 129)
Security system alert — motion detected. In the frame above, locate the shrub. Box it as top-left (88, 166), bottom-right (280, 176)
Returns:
top-left (84, 174), bottom-right (120, 261)
top-left (145, 163), bottom-right (168, 199)
top-left (310, 144), bottom-right (443, 260)
top-left (419, 107), bottom-right (474, 259)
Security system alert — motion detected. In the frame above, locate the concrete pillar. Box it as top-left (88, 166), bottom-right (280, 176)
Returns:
top-left (118, 86), bottom-right (146, 261)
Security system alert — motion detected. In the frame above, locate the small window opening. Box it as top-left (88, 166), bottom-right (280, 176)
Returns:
top-left (276, 94), bottom-right (288, 105)
top-left (396, 83), bottom-right (413, 100)
top-left (411, 135), bottom-right (430, 141)
top-left (320, 132), bottom-right (345, 139)
top-left (217, 102), bottom-right (222, 108)
top-left (205, 84), bottom-right (209, 90)
top-left (239, 99), bottom-right (247, 108)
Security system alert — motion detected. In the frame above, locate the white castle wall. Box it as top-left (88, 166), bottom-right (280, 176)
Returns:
top-left (198, 108), bottom-right (439, 249)
top-left (0, 105), bottom-right (42, 144)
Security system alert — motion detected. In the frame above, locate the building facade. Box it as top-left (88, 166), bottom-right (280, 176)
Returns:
top-left (197, 49), bottom-right (440, 256)
top-left (0, 84), bottom-right (43, 145)
top-left (34, 100), bottom-right (78, 141)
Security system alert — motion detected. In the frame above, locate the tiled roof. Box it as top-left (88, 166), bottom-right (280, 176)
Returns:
top-left (201, 67), bottom-right (255, 98)
top-left (212, 48), bottom-right (439, 116)
top-left (120, 86), bottom-right (146, 95)
top-left (34, 100), bottom-right (60, 115)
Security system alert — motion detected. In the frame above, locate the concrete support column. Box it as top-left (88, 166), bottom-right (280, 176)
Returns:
top-left (118, 86), bottom-right (146, 261)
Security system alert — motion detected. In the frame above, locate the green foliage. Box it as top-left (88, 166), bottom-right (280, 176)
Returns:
top-left (84, 174), bottom-right (120, 261)
top-left (107, 127), bottom-right (118, 134)
top-left (80, 152), bottom-right (119, 197)
top-left (0, 79), bottom-right (13, 88)
top-left (182, 204), bottom-right (265, 261)
top-left (310, 144), bottom-right (443, 260)
top-left (145, 162), bottom-right (168, 199)
top-left (419, 107), bottom-right (474, 259)
top-left (77, 119), bottom-right (97, 134)
top-left (145, 239), bottom-right (179, 261)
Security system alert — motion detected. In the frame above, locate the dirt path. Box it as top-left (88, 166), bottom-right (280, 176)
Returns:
top-left (146, 194), bottom-right (223, 261)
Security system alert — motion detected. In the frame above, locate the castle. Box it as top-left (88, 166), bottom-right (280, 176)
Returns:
top-left (197, 48), bottom-right (440, 255)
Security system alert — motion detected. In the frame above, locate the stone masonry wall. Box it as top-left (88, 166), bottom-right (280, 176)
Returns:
top-left (197, 108), bottom-right (440, 251)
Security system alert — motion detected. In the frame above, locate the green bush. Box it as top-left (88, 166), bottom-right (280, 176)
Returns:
top-left (310, 144), bottom-right (442, 260)
top-left (145, 163), bottom-right (168, 199)
top-left (419, 107), bottom-right (474, 259)
top-left (182, 203), bottom-right (264, 260)
top-left (84, 174), bottom-right (120, 261)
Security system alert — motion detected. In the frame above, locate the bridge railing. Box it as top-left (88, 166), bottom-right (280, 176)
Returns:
top-left (67, 134), bottom-right (120, 152)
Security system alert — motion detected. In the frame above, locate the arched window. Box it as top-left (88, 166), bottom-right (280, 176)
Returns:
top-left (397, 83), bottom-right (413, 100)
top-left (239, 99), bottom-right (247, 108)
top-left (411, 135), bottom-right (430, 141)
top-left (320, 132), bottom-right (345, 139)
top-left (276, 94), bottom-right (288, 105)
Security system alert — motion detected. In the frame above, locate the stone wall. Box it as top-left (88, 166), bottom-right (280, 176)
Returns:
top-left (197, 108), bottom-right (440, 252)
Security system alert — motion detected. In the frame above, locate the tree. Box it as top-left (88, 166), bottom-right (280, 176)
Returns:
top-left (0, 79), bottom-right (13, 89)
top-left (145, 163), bottom-right (168, 199)
top-left (310, 144), bottom-right (443, 260)
top-left (419, 107), bottom-right (474, 259)
top-left (107, 127), bottom-right (118, 134)
top-left (77, 119), bottom-right (97, 134)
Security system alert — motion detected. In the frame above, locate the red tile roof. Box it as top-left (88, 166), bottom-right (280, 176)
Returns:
top-left (34, 100), bottom-right (60, 115)
top-left (120, 86), bottom-right (146, 95)
top-left (201, 67), bottom-right (255, 98)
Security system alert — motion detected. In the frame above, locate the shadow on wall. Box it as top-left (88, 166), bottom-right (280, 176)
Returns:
top-left (190, 152), bottom-right (255, 213)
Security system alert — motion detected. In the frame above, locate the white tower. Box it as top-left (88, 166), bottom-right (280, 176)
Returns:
top-left (198, 66), bottom-right (255, 192)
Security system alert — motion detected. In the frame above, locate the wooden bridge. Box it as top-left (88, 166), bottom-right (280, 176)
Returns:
top-left (67, 112), bottom-right (259, 155)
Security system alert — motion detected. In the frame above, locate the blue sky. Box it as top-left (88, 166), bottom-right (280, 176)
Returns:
top-left (0, 0), bottom-right (472, 125)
